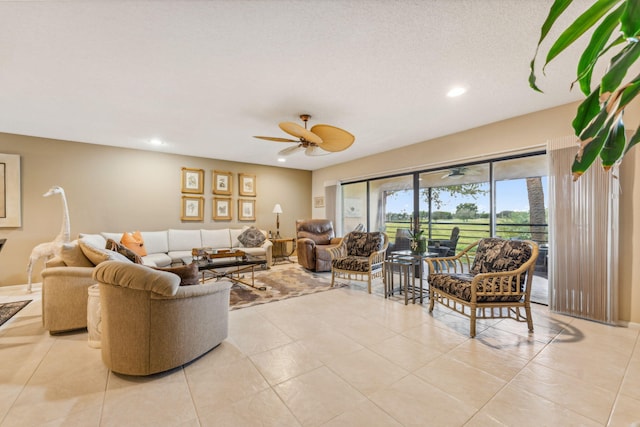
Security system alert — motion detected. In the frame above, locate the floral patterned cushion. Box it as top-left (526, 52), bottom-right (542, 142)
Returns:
top-left (428, 273), bottom-right (523, 302)
top-left (345, 232), bottom-right (383, 257)
top-left (470, 238), bottom-right (532, 275)
top-left (332, 256), bottom-right (382, 272)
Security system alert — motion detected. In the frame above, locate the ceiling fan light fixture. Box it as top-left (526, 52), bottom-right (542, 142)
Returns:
top-left (254, 113), bottom-right (355, 157)
top-left (447, 86), bottom-right (467, 97)
top-left (442, 168), bottom-right (466, 179)
top-left (305, 145), bottom-right (330, 156)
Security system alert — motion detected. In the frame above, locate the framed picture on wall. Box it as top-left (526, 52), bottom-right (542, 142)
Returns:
top-left (181, 196), bottom-right (204, 221)
top-left (213, 170), bottom-right (232, 195)
top-left (0, 153), bottom-right (21, 227)
top-left (238, 198), bottom-right (256, 221)
top-left (238, 173), bottom-right (256, 197)
top-left (181, 167), bottom-right (204, 194)
top-left (344, 198), bottom-right (362, 217)
top-left (314, 196), bottom-right (325, 208)
top-left (213, 197), bottom-right (232, 220)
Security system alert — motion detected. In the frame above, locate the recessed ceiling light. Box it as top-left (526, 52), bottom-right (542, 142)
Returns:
top-left (447, 87), bottom-right (467, 97)
top-left (277, 157), bottom-right (286, 163)
top-left (149, 138), bottom-right (164, 146)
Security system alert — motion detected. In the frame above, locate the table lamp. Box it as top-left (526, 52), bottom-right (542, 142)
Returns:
top-left (272, 204), bottom-right (283, 238)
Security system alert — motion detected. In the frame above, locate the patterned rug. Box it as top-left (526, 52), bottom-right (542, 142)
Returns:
top-left (0, 300), bottom-right (31, 327)
top-left (226, 262), bottom-right (346, 310)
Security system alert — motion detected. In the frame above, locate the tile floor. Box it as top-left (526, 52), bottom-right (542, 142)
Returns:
top-left (1, 279), bottom-right (639, 427)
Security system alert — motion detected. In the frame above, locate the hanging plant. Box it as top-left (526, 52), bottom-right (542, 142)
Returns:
top-left (529, 0), bottom-right (640, 180)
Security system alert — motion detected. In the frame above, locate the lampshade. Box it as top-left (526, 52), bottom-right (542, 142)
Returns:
top-left (272, 204), bottom-right (283, 214)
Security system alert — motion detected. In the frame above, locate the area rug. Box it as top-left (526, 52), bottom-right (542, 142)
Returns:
top-left (0, 300), bottom-right (31, 327)
top-left (226, 263), bottom-right (346, 310)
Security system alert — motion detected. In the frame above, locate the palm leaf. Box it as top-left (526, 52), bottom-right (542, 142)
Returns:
top-left (529, 0), bottom-right (574, 92)
top-left (617, 73), bottom-right (640, 110)
top-left (620, 0), bottom-right (640, 38)
top-left (600, 40), bottom-right (640, 96)
top-left (545, 0), bottom-right (621, 68)
top-left (578, 106), bottom-right (610, 141)
top-left (572, 87), bottom-right (602, 135)
top-left (599, 116), bottom-right (626, 169)
top-left (572, 117), bottom-right (614, 179)
top-left (625, 126), bottom-right (640, 154)
top-left (575, 5), bottom-right (625, 95)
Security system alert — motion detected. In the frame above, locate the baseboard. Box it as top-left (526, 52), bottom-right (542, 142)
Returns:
top-left (616, 320), bottom-right (640, 330)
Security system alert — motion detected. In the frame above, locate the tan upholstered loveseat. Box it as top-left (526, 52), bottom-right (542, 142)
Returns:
top-left (93, 261), bottom-right (232, 376)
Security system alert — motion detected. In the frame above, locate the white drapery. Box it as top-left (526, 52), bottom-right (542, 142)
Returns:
top-left (548, 136), bottom-right (619, 324)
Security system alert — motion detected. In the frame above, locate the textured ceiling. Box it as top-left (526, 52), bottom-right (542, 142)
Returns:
top-left (0, 1), bottom-right (595, 171)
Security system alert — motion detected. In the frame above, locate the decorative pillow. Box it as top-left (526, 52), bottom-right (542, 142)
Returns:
top-left (471, 238), bottom-right (532, 275)
top-left (121, 231), bottom-right (147, 257)
top-left (153, 263), bottom-right (199, 286)
top-left (79, 237), bottom-right (132, 266)
top-left (60, 240), bottom-right (94, 267)
top-left (346, 232), bottom-right (383, 257)
top-left (105, 239), bottom-right (143, 264)
top-left (237, 226), bottom-right (266, 248)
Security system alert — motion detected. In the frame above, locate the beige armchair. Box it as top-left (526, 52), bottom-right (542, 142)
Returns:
top-left (93, 261), bottom-right (232, 376)
top-left (329, 231), bottom-right (388, 293)
top-left (426, 238), bottom-right (538, 337)
top-left (295, 219), bottom-right (342, 272)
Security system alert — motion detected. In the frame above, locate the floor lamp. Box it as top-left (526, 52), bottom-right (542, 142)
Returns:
top-left (272, 204), bottom-right (282, 238)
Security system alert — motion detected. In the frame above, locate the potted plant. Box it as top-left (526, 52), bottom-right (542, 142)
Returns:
top-left (409, 229), bottom-right (427, 254)
top-left (529, 0), bottom-right (640, 179)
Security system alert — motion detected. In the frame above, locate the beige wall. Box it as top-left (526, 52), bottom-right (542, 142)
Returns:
top-left (312, 102), bottom-right (640, 324)
top-left (0, 133), bottom-right (311, 285)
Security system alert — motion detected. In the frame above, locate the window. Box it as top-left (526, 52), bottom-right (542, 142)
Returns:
top-left (339, 152), bottom-right (549, 303)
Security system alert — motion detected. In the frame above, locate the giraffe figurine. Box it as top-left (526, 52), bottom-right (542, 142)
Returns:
top-left (26, 186), bottom-right (71, 293)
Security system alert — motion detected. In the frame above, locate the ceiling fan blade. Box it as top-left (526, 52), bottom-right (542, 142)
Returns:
top-left (309, 124), bottom-right (355, 152)
top-left (278, 145), bottom-right (305, 156)
top-left (305, 145), bottom-right (331, 156)
top-left (442, 169), bottom-right (465, 179)
top-left (253, 136), bottom-right (299, 143)
top-left (279, 122), bottom-right (323, 145)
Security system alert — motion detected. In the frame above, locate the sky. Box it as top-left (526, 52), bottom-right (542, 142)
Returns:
top-left (385, 177), bottom-right (549, 214)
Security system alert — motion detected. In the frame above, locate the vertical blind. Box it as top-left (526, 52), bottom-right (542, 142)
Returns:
top-left (325, 184), bottom-right (337, 227)
top-left (548, 137), bottom-right (619, 324)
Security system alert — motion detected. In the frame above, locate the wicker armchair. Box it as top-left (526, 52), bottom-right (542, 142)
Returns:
top-left (426, 238), bottom-right (538, 337)
top-left (329, 231), bottom-right (388, 293)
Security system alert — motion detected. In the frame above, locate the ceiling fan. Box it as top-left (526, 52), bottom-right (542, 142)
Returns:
top-left (253, 114), bottom-right (355, 157)
top-left (442, 167), bottom-right (466, 179)
top-left (441, 167), bottom-right (481, 179)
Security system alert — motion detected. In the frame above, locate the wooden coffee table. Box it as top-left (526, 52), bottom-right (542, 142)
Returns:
top-left (190, 249), bottom-right (267, 290)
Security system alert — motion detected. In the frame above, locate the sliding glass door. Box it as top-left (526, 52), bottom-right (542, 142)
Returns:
top-left (419, 165), bottom-right (490, 252)
top-left (369, 175), bottom-right (413, 240)
top-left (341, 182), bottom-right (367, 233)
top-left (338, 151), bottom-right (549, 303)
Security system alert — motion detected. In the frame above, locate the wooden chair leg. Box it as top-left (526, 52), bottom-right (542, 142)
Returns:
top-left (367, 274), bottom-right (372, 294)
top-left (331, 269), bottom-right (336, 287)
top-left (525, 303), bottom-right (534, 332)
top-left (470, 303), bottom-right (477, 337)
top-left (428, 293), bottom-right (435, 312)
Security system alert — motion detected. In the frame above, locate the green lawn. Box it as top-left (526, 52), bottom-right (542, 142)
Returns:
top-left (383, 219), bottom-right (546, 253)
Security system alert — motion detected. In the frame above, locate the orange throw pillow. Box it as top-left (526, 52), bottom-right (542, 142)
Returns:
top-left (121, 231), bottom-right (147, 257)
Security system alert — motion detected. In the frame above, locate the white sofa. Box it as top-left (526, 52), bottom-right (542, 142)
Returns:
top-left (41, 227), bottom-right (271, 333)
top-left (98, 228), bottom-right (272, 267)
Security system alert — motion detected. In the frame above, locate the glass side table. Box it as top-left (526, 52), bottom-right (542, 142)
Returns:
top-left (387, 250), bottom-right (438, 304)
